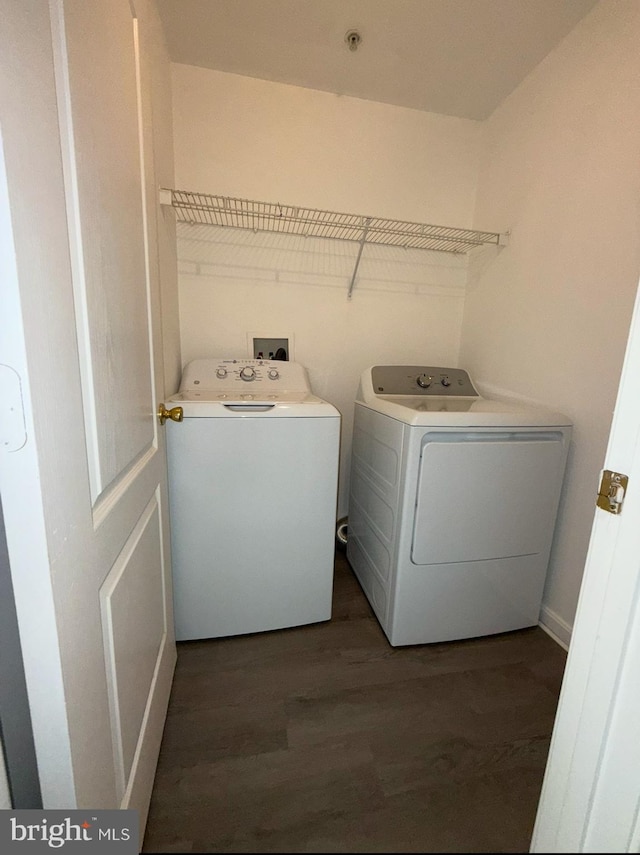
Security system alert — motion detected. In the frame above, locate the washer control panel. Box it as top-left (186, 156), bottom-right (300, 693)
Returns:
top-left (179, 358), bottom-right (310, 393)
top-left (371, 365), bottom-right (478, 397)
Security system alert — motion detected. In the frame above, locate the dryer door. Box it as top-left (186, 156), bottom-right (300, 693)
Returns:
top-left (411, 431), bottom-right (566, 565)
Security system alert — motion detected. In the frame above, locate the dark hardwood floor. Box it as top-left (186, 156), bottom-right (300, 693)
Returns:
top-left (143, 552), bottom-right (567, 853)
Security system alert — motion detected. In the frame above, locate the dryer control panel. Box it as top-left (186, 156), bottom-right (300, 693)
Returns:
top-left (371, 366), bottom-right (479, 397)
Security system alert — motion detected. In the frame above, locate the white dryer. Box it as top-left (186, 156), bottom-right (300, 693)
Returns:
top-left (347, 365), bottom-right (572, 646)
top-left (165, 358), bottom-right (340, 641)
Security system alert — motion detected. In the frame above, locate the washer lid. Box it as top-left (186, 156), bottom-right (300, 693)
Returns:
top-left (357, 365), bottom-right (572, 427)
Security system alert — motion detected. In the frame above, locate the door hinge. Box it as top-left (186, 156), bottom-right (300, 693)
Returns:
top-left (596, 470), bottom-right (628, 515)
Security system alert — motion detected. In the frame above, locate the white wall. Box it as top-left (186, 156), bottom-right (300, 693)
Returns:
top-left (171, 64), bottom-right (483, 514)
top-left (172, 64), bottom-right (482, 225)
top-left (460, 0), bottom-right (640, 640)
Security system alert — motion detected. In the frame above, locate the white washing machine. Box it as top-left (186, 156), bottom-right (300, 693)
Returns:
top-left (347, 365), bottom-right (572, 646)
top-left (165, 358), bottom-right (340, 641)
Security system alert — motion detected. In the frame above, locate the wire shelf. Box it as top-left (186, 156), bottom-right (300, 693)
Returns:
top-left (163, 189), bottom-right (503, 254)
top-left (161, 188), bottom-right (508, 298)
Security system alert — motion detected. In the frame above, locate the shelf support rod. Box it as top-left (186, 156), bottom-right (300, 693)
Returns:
top-left (347, 218), bottom-right (371, 300)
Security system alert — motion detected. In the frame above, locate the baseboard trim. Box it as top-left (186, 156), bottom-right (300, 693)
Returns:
top-left (539, 604), bottom-right (572, 651)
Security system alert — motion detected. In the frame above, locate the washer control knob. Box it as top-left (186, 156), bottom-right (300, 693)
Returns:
top-left (267, 368), bottom-right (279, 380)
top-left (416, 374), bottom-right (432, 389)
top-left (216, 367), bottom-right (228, 379)
top-left (239, 366), bottom-right (256, 382)
top-left (440, 377), bottom-right (451, 387)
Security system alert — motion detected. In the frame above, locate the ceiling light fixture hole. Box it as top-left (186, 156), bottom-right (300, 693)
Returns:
top-left (344, 29), bottom-right (362, 52)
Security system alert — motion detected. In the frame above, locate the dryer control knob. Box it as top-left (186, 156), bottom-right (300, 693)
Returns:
top-left (440, 377), bottom-right (451, 387)
top-left (267, 368), bottom-right (279, 380)
top-left (239, 366), bottom-right (256, 382)
top-left (416, 374), bottom-right (432, 388)
top-left (216, 367), bottom-right (228, 379)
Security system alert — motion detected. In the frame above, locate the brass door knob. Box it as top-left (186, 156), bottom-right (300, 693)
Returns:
top-left (158, 403), bottom-right (184, 425)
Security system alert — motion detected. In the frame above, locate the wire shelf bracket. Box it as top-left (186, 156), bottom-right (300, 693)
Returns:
top-left (160, 188), bottom-right (509, 298)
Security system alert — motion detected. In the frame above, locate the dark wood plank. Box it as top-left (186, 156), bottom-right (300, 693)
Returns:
top-left (143, 552), bottom-right (567, 853)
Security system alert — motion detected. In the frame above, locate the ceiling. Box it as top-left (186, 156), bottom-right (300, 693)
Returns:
top-left (156, 0), bottom-right (598, 121)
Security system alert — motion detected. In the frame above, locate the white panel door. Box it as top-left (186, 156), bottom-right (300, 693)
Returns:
top-left (0, 0), bottom-right (176, 830)
top-left (531, 279), bottom-right (640, 849)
